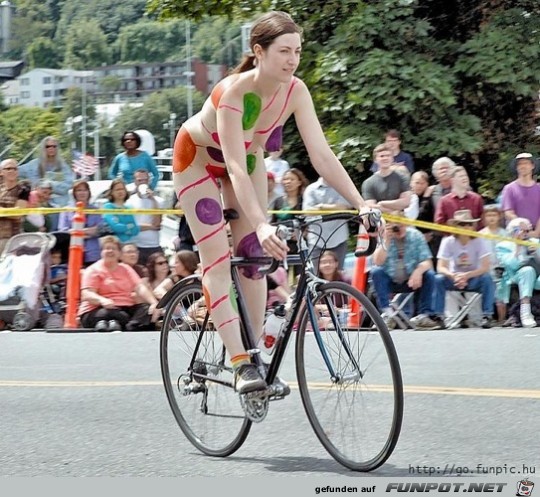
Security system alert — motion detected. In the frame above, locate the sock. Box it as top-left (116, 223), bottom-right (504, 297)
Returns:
top-left (520, 303), bottom-right (532, 316)
top-left (231, 353), bottom-right (250, 371)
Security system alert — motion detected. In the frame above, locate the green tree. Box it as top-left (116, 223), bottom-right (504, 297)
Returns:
top-left (116, 19), bottom-right (187, 63)
top-left (63, 20), bottom-right (112, 69)
top-left (192, 17), bottom-right (242, 66)
top-left (112, 86), bottom-right (205, 150)
top-left (25, 37), bottom-right (61, 69)
top-left (0, 106), bottom-right (62, 161)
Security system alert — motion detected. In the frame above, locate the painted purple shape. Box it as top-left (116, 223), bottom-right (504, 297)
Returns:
top-left (236, 232), bottom-right (264, 280)
top-left (207, 146), bottom-right (225, 163)
top-left (265, 126), bottom-right (283, 152)
top-left (195, 198), bottom-right (223, 225)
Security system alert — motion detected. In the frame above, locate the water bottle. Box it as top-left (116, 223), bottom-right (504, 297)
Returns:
top-left (261, 304), bottom-right (286, 355)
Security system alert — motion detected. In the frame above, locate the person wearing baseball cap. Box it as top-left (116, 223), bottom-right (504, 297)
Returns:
top-left (501, 152), bottom-right (540, 230)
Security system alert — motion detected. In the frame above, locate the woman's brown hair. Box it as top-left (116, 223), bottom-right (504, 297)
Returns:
top-left (107, 178), bottom-right (129, 203)
top-left (233, 11), bottom-right (302, 74)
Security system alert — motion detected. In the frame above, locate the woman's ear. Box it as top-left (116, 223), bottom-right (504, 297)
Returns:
top-left (253, 43), bottom-right (264, 59)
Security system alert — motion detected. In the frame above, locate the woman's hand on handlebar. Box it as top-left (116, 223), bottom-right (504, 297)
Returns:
top-left (256, 222), bottom-right (289, 260)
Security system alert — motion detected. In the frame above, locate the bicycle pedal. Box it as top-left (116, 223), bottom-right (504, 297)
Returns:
top-left (239, 390), bottom-right (269, 423)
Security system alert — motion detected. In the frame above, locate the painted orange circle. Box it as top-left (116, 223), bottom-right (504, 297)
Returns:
top-left (173, 128), bottom-right (197, 173)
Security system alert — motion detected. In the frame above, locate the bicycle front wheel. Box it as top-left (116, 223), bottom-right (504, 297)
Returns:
top-left (295, 281), bottom-right (403, 471)
top-left (160, 281), bottom-right (251, 457)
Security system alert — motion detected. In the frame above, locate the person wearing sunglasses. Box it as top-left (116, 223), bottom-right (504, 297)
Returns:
top-left (18, 137), bottom-right (74, 206)
top-left (108, 131), bottom-right (159, 190)
top-left (496, 217), bottom-right (540, 328)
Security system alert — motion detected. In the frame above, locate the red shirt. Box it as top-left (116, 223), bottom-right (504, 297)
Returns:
top-left (434, 191), bottom-right (484, 229)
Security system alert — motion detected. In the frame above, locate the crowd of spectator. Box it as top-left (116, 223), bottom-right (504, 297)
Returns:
top-left (0, 129), bottom-right (538, 331)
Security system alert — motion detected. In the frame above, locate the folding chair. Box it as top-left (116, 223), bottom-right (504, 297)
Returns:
top-left (387, 292), bottom-right (415, 329)
top-left (444, 291), bottom-right (482, 329)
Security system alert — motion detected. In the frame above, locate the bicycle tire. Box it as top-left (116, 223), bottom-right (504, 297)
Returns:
top-left (160, 280), bottom-right (252, 457)
top-left (295, 281), bottom-right (403, 471)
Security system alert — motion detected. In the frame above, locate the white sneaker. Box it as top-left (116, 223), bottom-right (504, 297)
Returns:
top-left (520, 312), bottom-right (536, 328)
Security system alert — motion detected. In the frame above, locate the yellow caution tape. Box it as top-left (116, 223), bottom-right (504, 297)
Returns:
top-left (0, 206), bottom-right (537, 248)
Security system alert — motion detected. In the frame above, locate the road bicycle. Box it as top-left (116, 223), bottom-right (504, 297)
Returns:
top-left (158, 210), bottom-right (403, 471)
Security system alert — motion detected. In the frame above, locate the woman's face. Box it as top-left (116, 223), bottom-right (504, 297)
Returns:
top-left (154, 256), bottom-right (170, 276)
top-left (257, 33), bottom-right (302, 83)
top-left (174, 258), bottom-right (188, 277)
top-left (122, 134), bottom-right (138, 151)
top-left (319, 253), bottom-right (338, 277)
top-left (111, 183), bottom-right (127, 202)
top-left (45, 140), bottom-right (58, 159)
top-left (102, 242), bottom-right (120, 261)
top-left (411, 175), bottom-right (429, 195)
top-left (282, 172), bottom-right (302, 194)
top-left (73, 185), bottom-right (90, 203)
top-left (121, 246), bottom-right (139, 265)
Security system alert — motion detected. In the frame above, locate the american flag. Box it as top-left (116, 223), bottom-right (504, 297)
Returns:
top-left (72, 150), bottom-right (99, 177)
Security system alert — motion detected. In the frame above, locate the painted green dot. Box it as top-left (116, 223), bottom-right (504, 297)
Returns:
top-left (246, 154), bottom-right (256, 175)
top-left (242, 92), bottom-right (261, 130)
top-left (230, 285), bottom-right (238, 313)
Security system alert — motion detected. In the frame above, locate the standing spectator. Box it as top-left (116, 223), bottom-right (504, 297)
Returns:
top-left (495, 217), bottom-right (540, 328)
top-left (125, 169), bottom-right (164, 264)
top-left (108, 131), bottom-right (159, 189)
top-left (370, 214), bottom-right (437, 329)
top-left (500, 152), bottom-right (540, 231)
top-left (267, 172), bottom-right (280, 222)
top-left (271, 168), bottom-right (309, 254)
top-left (0, 159), bottom-right (31, 253)
top-left (102, 179), bottom-right (140, 243)
top-left (435, 166), bottom-right (484, 229)
top-left (57, 180), bottom-right (102, 267)
top-left (18, 136), bottom-right (74, 206)
top-left (264, 148), bottom-right (290, 195)
top-left (371, 130), bottom-right (414, 174)
top-left (430, 157), bottom-right (456, 209)
top-left (302, 176), bottom-right (352, 269)
top-left (78, 236), bottom-right (159, 332)
top-left (362, 144), bottom-right (411, 213)
top-left (433, 210), bottom-right (495, 328)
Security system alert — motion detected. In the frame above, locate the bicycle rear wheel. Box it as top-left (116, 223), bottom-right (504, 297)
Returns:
top-left (160, 280), bottom-right (251, 457)
top-left (295, 281), bottom-right (403, 471)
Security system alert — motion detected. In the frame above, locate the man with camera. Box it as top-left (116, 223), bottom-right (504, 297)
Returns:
top-left (370, 210), bottom-right (438, 329)
top-left (125, 168), bottom-right (165, 264)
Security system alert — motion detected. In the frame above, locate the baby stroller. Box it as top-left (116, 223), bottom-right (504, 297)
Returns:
top-left (0, 233), bottom-right (57, 330)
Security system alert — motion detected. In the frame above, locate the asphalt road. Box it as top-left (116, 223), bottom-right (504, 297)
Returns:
top-left (0, 327), bottom-right (538, 477)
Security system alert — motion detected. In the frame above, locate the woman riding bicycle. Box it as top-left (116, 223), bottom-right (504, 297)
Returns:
top-left (173, 11), bottom-right (374, 394)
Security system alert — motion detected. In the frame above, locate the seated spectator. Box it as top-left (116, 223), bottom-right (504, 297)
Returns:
top-left (78, 236), bottom-right (159, 332)
top-left (102, 178), bottom-right (140, 243)
top-left (302, 176), bottom-right (352, 269)
top-left (49, 248), bottom-right (68, 300)
top-left (435, 166), bottom-right (484, 229)
top-left (108, 131), bottom-right (159, 189)
top-left (430, 157), bottom-right (456, 209)
top-left (370, 213), bottom-right (437, 329)
top-left (57, 179), bottom-right (102, 267)
top-left (433, 210), bottom-right (495, 328)
top-left (154, 250), bottom-right (200, 300)
top-left (142, 252), bottom-right (171, 293)
top-left (362, 144), bottom-right (411, 214)
top-left (495, 217), bottom-right (540, 328)
top-left (267, 266), bottom-right (291, 310)
top-left (125, 168), bottom-right (164, 264)
top-left (479, 204), bottom-right (508, 323)
top-left (317, 249), bottom-right (351, 284)
top-left (120, 243), bottom-right (147, 278)
top-left (0, 159), bottom-right (31, 253)
top-left (18, 137), bottom-right (74, 206)
top-left (500, 152), bottom-right (540, 233)
top-left (23, 180), bottom-right (58, 233)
